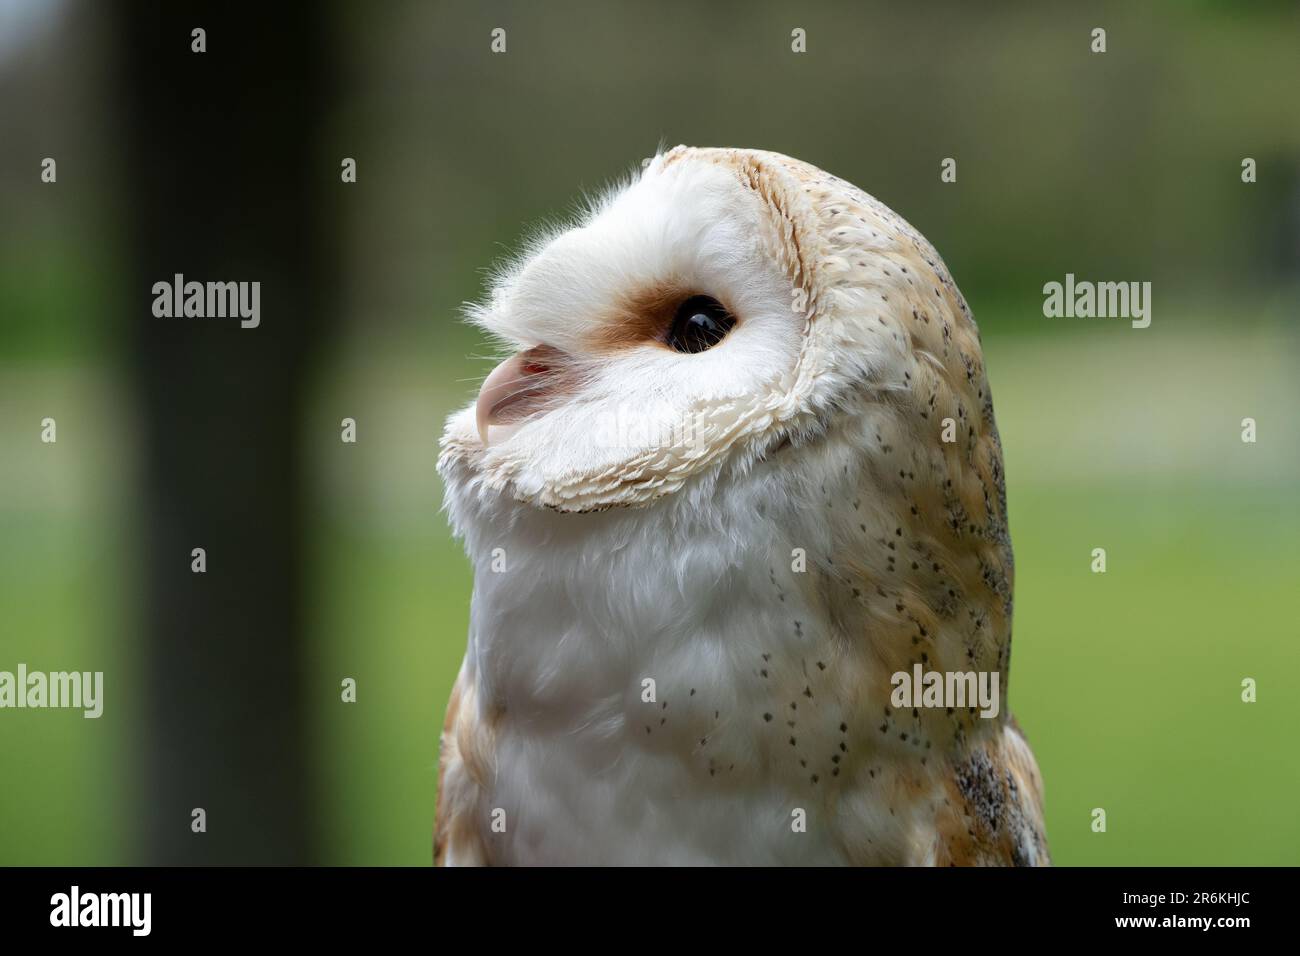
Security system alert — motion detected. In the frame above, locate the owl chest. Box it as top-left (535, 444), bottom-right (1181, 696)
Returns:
top-left (465, 513), bottom-right (893, 864)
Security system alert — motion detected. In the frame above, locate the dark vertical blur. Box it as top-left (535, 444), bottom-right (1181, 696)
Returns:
top-left (114, 2), bottom-right (337, 864)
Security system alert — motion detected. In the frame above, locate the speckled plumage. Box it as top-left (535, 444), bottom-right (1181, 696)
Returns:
top-left (435, 146), bottom-right (1049, 866)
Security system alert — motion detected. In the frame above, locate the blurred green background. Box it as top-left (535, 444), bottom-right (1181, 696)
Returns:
top-left (1, 0), bottom-right (1297, 865)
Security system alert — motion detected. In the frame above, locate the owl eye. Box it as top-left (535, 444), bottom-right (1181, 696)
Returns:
top-left (666, 295), bottom-right (735, 353)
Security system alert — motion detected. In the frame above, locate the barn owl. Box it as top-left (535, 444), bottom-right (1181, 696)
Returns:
top-left (435, 145), bottom-right (1049, 866)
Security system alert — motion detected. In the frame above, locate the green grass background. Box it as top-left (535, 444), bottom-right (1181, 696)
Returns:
top-left (3, 0), bottom-right (1298, 867)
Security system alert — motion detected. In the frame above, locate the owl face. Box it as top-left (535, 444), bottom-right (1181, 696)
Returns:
top-left (441, 146), bottom-right (983, 515)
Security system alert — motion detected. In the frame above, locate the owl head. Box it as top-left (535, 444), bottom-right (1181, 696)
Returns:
top-left (441, 146), bottom-right (1003, 537)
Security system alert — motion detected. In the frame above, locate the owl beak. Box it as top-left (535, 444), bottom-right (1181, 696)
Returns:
top-left (475, 345), bottom-right (565, 444)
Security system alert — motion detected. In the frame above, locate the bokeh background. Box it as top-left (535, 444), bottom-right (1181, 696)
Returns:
top-left (1, 0), bottom-right (1297, 865)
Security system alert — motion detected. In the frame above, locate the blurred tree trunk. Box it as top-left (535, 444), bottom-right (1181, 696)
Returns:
top-left (115, 2), bottom-right (336, 864)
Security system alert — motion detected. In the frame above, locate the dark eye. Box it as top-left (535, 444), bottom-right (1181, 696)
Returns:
top-left (666, 295), bottom-right (736, 354)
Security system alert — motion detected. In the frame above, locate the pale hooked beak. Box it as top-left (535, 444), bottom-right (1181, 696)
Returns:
top-left (475, 344), bottom-right (567, 444)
